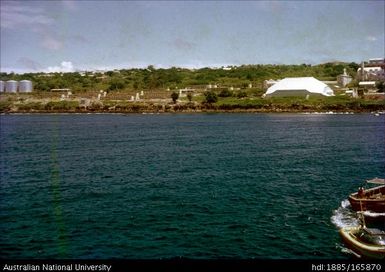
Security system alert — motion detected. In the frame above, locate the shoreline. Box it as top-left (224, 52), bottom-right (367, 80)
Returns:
top-left (1, 95), bottom-right (384, 115)
top-left (1, 108), bottom-right (384, 115)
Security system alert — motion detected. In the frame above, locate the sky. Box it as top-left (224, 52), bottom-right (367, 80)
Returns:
top-left (1, 0), bottom-right (384, 73)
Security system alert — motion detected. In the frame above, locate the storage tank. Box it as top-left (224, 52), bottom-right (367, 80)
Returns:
top-left (19, 80), bottom-right (33, 93)
top-left (0, 80), bottom-right (5, 92)
top-left (5, 80), bottom-right (18, 93)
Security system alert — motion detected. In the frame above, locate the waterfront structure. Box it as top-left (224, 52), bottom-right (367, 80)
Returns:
top-left (337, 68), bottom-right (352, 87)
top-left (18, 80), bottom-right (33, 93)
top-left (263, 77), bottom-right (334, 97)
top-left (0, 80), bottom-right (4, 92)
top-left (5, 80), bottom-right (18, 93)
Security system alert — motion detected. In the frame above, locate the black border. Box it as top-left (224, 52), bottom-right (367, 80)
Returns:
top-left (1, 259), bottom-right (385, 272)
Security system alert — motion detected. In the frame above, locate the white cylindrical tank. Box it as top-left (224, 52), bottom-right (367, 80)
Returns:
top-left (5, 80), bottom-right (18, 93)
top-left (0, 80), bottom-right (5, 92)
top-left (18, 80), bottom-right (33, 93)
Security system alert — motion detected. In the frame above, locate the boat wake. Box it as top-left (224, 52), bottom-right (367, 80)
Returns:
top-left (331, 200), bottom-right (361, 257)
top-left (331, 199), bottom-right (360, 229)
top-left (361, 211), bottom-right (385, 217)
top-left (339, 245), bottom-right (362, 258)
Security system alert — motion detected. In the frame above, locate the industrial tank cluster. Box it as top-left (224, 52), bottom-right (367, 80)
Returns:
top-left (0, 80), bottom-right (33, 93)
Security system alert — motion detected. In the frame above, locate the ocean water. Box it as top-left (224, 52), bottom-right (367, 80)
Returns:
top-left (0, 113), bottom-right (384, 259)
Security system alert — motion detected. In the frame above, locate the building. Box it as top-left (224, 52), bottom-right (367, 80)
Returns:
top-left (357, 58), bottom-right (385, 81)
top-left (263, 79), bottom-right (280, 89)
top-left (358, 67), bottom-right (385, 81)
top-left (178, 88), bottom-right (196, 97)
top-left (368, 58), bottom-right (385, 66)
top-left (50, 88), bottom-right (71, 92)
top-left (263, 77), bottom-right (334, 97)
top-left (337, 68), bottom-right (352, 87)
top-left (358, 81), bottom-right (376, 91)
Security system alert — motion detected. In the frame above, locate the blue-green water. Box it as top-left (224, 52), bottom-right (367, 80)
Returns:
top-left (0, 113), bottom-right (384, 259)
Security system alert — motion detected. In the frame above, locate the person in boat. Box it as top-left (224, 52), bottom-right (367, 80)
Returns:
top-left (358, 187), bottom-right (365, 198)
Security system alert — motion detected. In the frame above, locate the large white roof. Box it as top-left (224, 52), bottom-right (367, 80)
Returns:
top-left (265, 77), bottom-right (334, 97)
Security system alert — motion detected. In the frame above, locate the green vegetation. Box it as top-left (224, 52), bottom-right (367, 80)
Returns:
top-left (376, 81), bottom-right (385, 93)
top-left (171, 92), bottom-right (179, 103)
top-left (187, 92), bottom-right (193, 102)
top-left (204, 91), bottom-right (218, 104)
top-left (218, 89), bottom-right (233, 97)
top-left (108, 77), bottom-right (126, 91)
top-left (44, 101), bottom-right (80, 111)
top-left (215, 96), bottom-right (385, 112)
top-left (0, 62), bottom-right (361, 93)
top-left (16, 102), bottom-right (45, 111)
top-left (0, 100), bottom-right (12, 112)
top-left (1, 62), bottom-right (384, 113)
top-left (237, 91), bottom-right (248, 99)
top-left (0, 95), bottom-right (383, 113)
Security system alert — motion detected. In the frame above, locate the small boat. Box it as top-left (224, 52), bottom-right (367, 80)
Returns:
top-left (348, 178), bottom-right (385, 213)
top-left (339, 227), bottom-right (385, 259)
top-left (358, 211), bottom-right (385, 229)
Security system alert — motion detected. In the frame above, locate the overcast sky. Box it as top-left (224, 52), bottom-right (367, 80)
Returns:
top-left (1, 1), bottom-right (384, 73)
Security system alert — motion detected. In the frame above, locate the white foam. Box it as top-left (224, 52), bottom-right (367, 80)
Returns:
top-left (361, 211), bottom-right (385, 217)
top-left (341, 199), bottom-right (350, 209)
top-left (331, 199), bottom-right (360, 228)
top-left (341, 247), bottom-right (361, 258)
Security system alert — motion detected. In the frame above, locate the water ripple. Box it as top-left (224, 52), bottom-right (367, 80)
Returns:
top-left (1, 113), bottom-right (384, 259)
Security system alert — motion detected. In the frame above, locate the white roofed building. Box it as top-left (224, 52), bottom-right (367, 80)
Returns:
top-left (368, 58), bottom-right (385, 65)
top-left (357, 58), bottom-right (385, 81)
top-left (357, 67), bottom-right (385, 81)
top-left (263, 77), bottom-right (334, 97)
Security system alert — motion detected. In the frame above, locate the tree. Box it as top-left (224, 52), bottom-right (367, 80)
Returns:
top-left (204, 91), bottom-right (218, 104)
top-left (348, 62), bottom-right (359, 71)
top-left (34, 79), bottom-right (50, 91)
top-left (187, 92), bottom-right (193, 102)
top-left (347, 80), bottom-right (359, 88)
top-left (108, 77), bottom-right (125, 91)
top-left (376, 81), bottom-right (385, 93)
top-left (237, 91), bottom-right (247, 98)
top-left (171, 91), bottom-right (179, 103)
top-left (219, 89), bottom-right (233, 97)
top-left (81, 77), bottom-right (93, 89)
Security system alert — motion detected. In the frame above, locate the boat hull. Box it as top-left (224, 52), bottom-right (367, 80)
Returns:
top-left (348, 185), bottom-right (385, 213)
top-left (339, 227), bottom-right (385, 259)
top-left (360, 212), bottom-right (385, 229)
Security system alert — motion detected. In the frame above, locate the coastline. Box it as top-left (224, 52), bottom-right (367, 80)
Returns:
top-left (1, 94), bottom-right (384, 115)
top-left (1, 108), bottom-right (384, 115)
